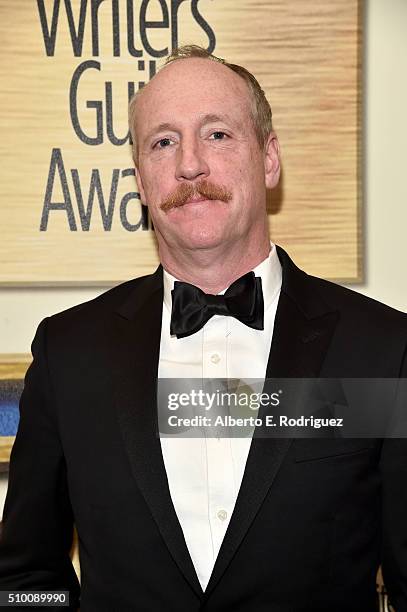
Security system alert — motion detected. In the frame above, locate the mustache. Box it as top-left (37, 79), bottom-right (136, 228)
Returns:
top-left (160, 180), bottom-right (232, 212)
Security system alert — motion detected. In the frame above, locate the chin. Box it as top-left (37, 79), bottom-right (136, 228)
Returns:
top-left (176, 226), bottom-right (227, 251)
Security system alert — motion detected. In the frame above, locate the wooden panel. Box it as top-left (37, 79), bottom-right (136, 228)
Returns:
top-left (0, 437), bottom-right (14, 465)
top-left (0, 355), bottom-right (31, 378)
top-left (0, 0), bottom-right (361, 284)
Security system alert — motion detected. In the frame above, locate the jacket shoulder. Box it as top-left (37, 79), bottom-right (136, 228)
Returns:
top-left (309, 274), bottom-right (407, 328)
top-left (42, 271), bottom-right (160, 343)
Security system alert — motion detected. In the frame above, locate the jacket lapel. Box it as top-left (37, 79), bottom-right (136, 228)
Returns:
top-left (203, 246), bottom-right (339, 599)
top-left (110, 266), bottom-right (203, 597)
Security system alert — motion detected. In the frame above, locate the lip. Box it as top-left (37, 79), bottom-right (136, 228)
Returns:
top-left (183, 197), bottom-right (210, 205)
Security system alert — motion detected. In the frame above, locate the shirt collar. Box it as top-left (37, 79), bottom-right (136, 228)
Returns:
top-left (163, 242), bottom-right (282, 314)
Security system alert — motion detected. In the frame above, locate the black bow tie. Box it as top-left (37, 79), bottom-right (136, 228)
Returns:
top-left (170, 272), bottom-right (264, 338)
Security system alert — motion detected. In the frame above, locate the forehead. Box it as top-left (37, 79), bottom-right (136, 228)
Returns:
top-left (135, 58), bottom-right (253, 133)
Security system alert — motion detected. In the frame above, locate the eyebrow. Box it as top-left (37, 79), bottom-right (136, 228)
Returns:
top-left (199, 113), bottom-right (233, 125)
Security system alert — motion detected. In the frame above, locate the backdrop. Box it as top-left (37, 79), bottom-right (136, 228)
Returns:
top-left (0, 0), bottom-right (361, 285)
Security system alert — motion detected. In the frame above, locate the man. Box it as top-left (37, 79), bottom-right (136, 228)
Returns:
top-left (0, 45), bottom-right (406, 611)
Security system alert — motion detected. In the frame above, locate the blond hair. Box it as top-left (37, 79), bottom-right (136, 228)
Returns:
top-left (129, 45), bottom-right (273, 164)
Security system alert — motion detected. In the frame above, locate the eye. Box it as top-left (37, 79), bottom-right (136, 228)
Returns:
top-left (209, 131), bottom-right (228, 140)
top-left (154, 137), bottom-right (173, 149)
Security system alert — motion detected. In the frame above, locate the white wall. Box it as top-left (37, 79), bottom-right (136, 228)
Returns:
top-left (345, 0), bottom-right (407, 311)
top-left (0, 1), bottom-right (406, 509)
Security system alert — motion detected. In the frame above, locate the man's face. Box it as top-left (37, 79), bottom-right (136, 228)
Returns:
top-left (134, 58), bottom-right (280, 254)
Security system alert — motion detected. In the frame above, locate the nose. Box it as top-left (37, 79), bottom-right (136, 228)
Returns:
top-left (175, 136), bottom-right (210, 182)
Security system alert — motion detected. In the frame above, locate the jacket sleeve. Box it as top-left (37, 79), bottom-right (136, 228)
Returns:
top-left (380, 341), bottom-right (407, 611)
top-left (0, 318), bottom-right (80, 610)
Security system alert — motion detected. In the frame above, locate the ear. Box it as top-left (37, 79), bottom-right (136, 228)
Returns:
top-left (264, 132), bottom-right (281, 190)
top-left (134, 165), bottom-right (147, 206)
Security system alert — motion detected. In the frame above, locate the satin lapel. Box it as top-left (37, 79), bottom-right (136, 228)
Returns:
top-left (110, 267), bottom-right (203, 597)
top-left (203, 246), bottom-right (339, 599)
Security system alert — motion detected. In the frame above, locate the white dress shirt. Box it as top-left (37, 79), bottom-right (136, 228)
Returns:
top-left (158, 243), bottom-right (282, 591)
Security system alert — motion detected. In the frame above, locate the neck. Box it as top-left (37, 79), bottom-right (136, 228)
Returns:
top-left (159, 234), bottom-right (271, 294)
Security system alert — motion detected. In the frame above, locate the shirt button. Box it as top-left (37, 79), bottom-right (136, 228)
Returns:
top-left (210, 353), bottom-right (221, 364)
top-left (217, 509), bottom-right (228, 521)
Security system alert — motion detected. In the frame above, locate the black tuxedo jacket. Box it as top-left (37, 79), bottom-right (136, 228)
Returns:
top-left (1, 246), bottom-right (407, 612)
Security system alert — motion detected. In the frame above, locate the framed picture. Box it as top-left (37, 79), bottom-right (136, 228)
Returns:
top-left (0, 355), bottom-right (31, 470)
